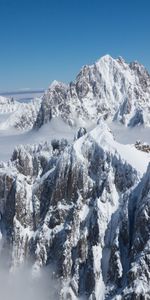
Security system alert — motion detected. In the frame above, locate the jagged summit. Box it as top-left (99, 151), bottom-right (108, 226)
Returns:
top-left (48, 80), bottom-right (67, 90)
top-left (96, 53), bottom-right (114, 64)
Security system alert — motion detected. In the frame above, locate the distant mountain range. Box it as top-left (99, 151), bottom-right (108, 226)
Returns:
top-left (0, 89), bottom-right (44, 96)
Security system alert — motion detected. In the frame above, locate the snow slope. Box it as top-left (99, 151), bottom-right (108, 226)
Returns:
top-left (87, 122), bottom-right (150, 175)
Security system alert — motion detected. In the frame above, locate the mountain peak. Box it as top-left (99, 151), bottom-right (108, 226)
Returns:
top-left (96, 54), bottom-right (114, 65)
top-left (49, 80), bottom-right (62, 88)
top-left (48, 80), bottom-right (68, 92)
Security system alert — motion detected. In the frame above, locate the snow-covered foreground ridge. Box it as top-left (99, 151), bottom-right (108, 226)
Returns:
top-left (0, 122), bottom-right (150, 299)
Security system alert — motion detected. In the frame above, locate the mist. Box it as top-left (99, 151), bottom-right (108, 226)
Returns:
top-left (0, 116), bottom-right (76, 161)
top-left (109, 121), bottom-right (150, 144)
top-left (0, 262), bottom-right (59, 300)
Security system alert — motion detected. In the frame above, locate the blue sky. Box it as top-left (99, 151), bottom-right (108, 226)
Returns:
top-left (0, 0), bottom-right (149, 90)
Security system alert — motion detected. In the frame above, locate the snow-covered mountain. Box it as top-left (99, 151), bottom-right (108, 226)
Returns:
top-left (34, 55), bottom-right (150, 129)
top-left (0, 121), bottom-right (150, 299)
top-left (0, 54), bottom-right (150, 299)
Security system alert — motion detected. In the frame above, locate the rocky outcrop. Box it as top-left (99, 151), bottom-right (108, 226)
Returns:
top-left (135, 141), bottom-right (150, 153)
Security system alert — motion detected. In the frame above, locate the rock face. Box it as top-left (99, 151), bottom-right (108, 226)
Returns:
top-left (0, 122), bottom-right (150, 299)
top-left (135, 140), bottom-right (150, 153)
top-left (106, 163), bottom-right (150, 300)
top-left (34, 55), bottom-right (150, 129)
